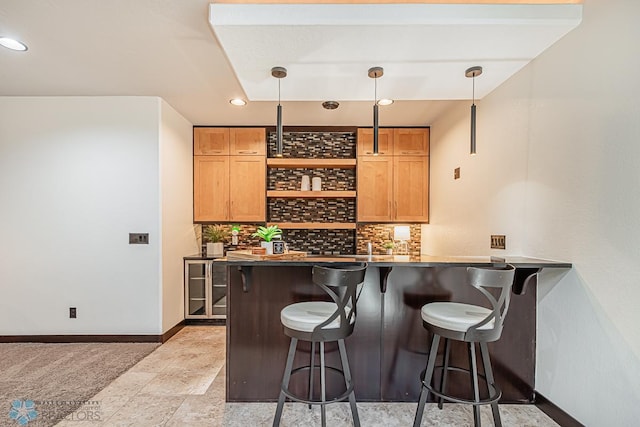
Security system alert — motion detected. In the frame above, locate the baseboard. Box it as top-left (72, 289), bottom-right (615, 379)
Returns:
top-left (0, 334), bottom-right (163, 343)
top-left (535, 391), bottom-right (585, 427)
top-left (0, 320), bottom-right (187, 343)
top-left (161, 320), bottom-right (186, 342)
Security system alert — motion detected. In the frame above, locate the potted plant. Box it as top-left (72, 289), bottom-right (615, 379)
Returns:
top-left (382, 241), bottom-right (395, 255)
top-left (203, 225), bottom-right (229, 257)
top-left (252, 225), bottom-right (283, 255)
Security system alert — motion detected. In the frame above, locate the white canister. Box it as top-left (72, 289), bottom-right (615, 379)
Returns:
top-left (312, 177), bottom-right (322, 191)
top-left (301, 175), bottom-right (310, 191)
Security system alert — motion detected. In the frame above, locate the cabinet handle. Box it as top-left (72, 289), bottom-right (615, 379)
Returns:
top-left (365, 152), bottom-right (385, 155)
top-left (401, 151), bottom-right (420, 154)
top-left (238, 150), bottom-right (258, 154)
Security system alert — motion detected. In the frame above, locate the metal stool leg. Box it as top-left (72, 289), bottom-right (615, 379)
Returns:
top-left (413, 334), bottom-right (441, 427)
top-left (274, 338), bottom-right (299, 427)
top-left (468, 342), bottom-right (481, 427)
top-left (438, 338), bottom-right (451, 410)
top-left (480, 342), bottom-right (502, 427)
top-left (309, 341), bottom-right (316, 409)
top-left (320, 341), bottom-right (327, 427)
top-left (338, 339), bottom-right (360, 427)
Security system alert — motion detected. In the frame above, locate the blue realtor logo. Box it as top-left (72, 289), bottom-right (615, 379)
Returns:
top-left (9, 400), bottom-right (38, 425)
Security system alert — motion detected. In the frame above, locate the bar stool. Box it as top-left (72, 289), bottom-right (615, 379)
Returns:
top-left (273, 264), bottom-right (367, 427)
top-left (413, 264), bottom-right (516, 427)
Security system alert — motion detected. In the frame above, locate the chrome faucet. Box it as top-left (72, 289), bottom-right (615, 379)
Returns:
top-left (367, 242), bottom-right (373, 256)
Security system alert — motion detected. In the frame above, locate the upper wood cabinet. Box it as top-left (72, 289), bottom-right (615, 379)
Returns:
top-left (194, 156), bottom-right (230, 221)
top-left (230, 128), bottom-right (266, 155)
top-left (193, 127), bottom-right (266, 222)
top-left (393, 128), bottom-right (430, 156)
top-left (357, 156), bottom-right (394, 222)
top-left (393, 156), bottom-right (429, 222)
top-left (194, 128), bottom-right (230, 155)
top-left (357, 127), bottom-right (429, 222)
top-left (357, 128), bottom-right (394, 156)
top-left (194, 128), bottom-right (266, 156)
top-left (229, 155), bottom-right (266, 222)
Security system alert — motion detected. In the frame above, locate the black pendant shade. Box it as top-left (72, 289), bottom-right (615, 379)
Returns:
top-left (368, 67), bottom-right (383, 155)
top-left (271, 66), bottom-right (287, 157)
top-left (465, 66), bottom-right (482, 155)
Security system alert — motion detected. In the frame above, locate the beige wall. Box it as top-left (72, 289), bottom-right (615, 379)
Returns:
top-left (424, 0), bottom-right (640, 424)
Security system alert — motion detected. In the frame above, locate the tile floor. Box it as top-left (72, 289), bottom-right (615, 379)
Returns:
top-left (55, 326), bottom-right (559, 427)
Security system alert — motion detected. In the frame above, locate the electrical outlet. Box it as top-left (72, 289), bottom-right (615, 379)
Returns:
top-left (129, 233), bottom-right (149, 244)
top-left (454, 167), bottom-right (460, 180)
top-left (491, 235), bottom-right (506, 249)
top-left (69, 307), bottom-right (77, 318)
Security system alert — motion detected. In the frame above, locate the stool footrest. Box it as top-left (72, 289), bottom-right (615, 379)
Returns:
top-left (281, 364), bottom-right (354, 406)
top-left (423, 365), bottom-right (502, 405)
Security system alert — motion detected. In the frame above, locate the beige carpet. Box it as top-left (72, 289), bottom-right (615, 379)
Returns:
top-left (0, 342), bottom-right (159, 426)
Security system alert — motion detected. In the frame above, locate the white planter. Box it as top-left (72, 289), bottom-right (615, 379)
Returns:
top-left (207, 242), bottom-right (224, 257)
top-left (260, 241), bottom-right (274, 255)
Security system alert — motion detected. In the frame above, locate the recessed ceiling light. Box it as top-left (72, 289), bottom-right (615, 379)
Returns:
top-left (0, 37), bottom-right (28, 51)
top-left (377, 99), bottom-right (394, 106)
top-left (229, 98), bottom-right (247, 106)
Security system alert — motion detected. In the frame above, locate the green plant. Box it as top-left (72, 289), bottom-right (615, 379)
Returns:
top-left (252, 225), bottom-right (282, 242)
top-left (382, 242), bottom-right (395, 249)
top-left (231, 224), bottom-right (241, 233)
top-left (203, 225), bottom-right (230, 243)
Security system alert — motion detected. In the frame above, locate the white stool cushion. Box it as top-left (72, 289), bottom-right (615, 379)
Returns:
top-left (281, 301), bottom-right (353, 333)
top-left (421, 302), bottom-right (494, 333)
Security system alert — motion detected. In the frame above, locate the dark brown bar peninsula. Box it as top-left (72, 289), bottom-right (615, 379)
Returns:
top-left (222, 255), bottom-right (571, 403)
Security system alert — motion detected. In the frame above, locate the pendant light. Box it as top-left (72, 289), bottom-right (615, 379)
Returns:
top-left (368, 67), bottom-right (383, 155)
top-left (465, 66), bottom-right (482, 155)
top-left (271, 66), bottom-right (287, 157)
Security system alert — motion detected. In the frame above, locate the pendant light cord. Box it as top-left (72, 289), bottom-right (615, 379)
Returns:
top-left (278, 78), bottom-right (281, 106)
top-left (472, 74), bottom-right (476, 107)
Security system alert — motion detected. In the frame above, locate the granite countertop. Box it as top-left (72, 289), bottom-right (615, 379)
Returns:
top-left (213, 254), bottom-right (572, 269)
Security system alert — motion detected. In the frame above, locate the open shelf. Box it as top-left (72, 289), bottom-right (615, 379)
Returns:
top-left (272, 222), bottom-right (356, 230)
top-left (267, 190), bottom-right (356, 198)
top-left (267, 158), bottom-right (356, 168)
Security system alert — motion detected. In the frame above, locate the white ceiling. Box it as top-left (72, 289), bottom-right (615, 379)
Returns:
top-left (209, 3), bottom-right (582, 102)
top-left (0, 1), bottom-right (581, 127)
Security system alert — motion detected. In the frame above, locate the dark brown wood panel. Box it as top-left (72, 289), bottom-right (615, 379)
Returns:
top-left (226, 265), bottom-right (536, 403)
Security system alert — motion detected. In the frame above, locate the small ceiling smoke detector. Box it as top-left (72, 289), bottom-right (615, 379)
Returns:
top-left (322, 101), bottom-right (339, 110)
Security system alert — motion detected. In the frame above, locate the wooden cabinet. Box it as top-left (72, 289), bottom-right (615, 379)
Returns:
top-left (357, 128), bottom-right (394, 156)
top-left (194, 156), bottom-right (230, 221)
top-left (230, 128), bottom-right (266, 155)
top-left (357, 128), bottom-right (429, 222)
top-left (229, 156), bottom-right (266, 222)
top-left (393, 128), bottom-right (429, 156)
top-left (194, 128), bottom-right (230, 155)
top-left (193, 127), bottom-right (266, 222)
top-left (393, 156), bottom-right (429, 222)
top-left (194, 128), bottom-right (266, 156)
top-left (357, 156), bottom-right (394, 222)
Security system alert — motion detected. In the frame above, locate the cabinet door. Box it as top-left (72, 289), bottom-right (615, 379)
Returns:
top-left (393, 156), bottom-right (429, 222)
top-left (194, 156), bottom-right (230, 221)
top-left (357, 128), bottom-right (394, 156)
top-left (185, 262), bottom-right (210, 318)
top-left (393, 128), bottom-right (429, 156)
top-left (230, 128), bottom-right (266, 156)
top-left (229, 155), bottom-right (266, 221)
top-left (357, 156), bottom-right (393, 222)
top-left (194, 128), bottom-right (230, 155)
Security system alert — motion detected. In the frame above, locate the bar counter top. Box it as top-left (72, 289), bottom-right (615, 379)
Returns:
top-left (216, 253), bottom-right (571, 269)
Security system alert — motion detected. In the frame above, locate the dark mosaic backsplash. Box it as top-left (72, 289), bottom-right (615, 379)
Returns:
top-left (268, 199), bottom-right (356, 223)
top-left (267, 132), bottom-right (356, 158)
top-left (356, 224), bottom-right (422, 256)
top-left (268, 168), bottom-right (356, 191)
top-left (200, 224), bottom-right (264, 253)
top-left (283, 229), bottom-right (356, 255)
